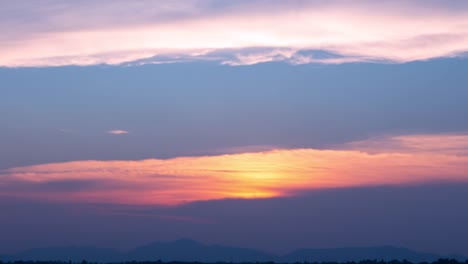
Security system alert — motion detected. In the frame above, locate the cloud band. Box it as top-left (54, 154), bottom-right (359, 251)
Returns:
top-left (1, 133), bottom-right (468, 205)
top-left (1, 1), bottom-right (468, 66)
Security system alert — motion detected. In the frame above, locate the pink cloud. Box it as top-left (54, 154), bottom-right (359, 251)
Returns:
top-left (1, 1), bottom-right (468, 66)
top-left (107, 130), bottom-right (129, 135)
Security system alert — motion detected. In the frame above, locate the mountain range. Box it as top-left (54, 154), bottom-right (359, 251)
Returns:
top-left (0, 239), bottom-right (465, 263)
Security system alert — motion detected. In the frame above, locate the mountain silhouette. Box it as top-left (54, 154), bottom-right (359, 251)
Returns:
top-left (282, 246), bottom-right (449, 263)
top-left (0, 246), bottom-right (122, 262)
top-left (1, 239), bottom-right (465, 262)
top-left (127, 238), bottom-right (275, 262)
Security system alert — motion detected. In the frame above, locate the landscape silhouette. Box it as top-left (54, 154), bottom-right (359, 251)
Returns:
top-left (1, 239), bottom-right (466, 263)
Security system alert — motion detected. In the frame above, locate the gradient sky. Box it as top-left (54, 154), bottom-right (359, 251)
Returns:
top-left (1, 0), bottom-right (468, 258)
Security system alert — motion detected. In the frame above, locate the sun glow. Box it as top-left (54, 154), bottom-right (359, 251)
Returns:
top-left (1, 134), bottom-right (468, 205)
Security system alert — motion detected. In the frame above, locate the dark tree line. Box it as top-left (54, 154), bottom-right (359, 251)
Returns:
top-left (0, 260), bottom-right (467, 264)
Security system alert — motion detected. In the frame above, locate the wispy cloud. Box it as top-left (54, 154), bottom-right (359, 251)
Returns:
top-left (1, 133), bottom-right (467, 205)
top-left (107, 130), bottom-right (129, 135)
top-left (1, 1), bottom-right (468, 66)
top-left (58, 128), bottom-right (77, 134)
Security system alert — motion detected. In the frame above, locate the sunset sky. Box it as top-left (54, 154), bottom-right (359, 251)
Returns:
top-left (1, 0), bottom-right (468, 259)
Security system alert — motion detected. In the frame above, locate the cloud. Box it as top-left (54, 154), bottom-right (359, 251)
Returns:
top-left (59, 128), bottom-right (77, 134)
top-left (1, 133), bottom-right (468, 205)
top-left (107, 130), bottom-right (129, 135)
top-left (1, 1), bottom-right (468, 66)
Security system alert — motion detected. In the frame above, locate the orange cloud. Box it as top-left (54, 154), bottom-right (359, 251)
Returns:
top-left (1, 134), bottom-right (468, 205)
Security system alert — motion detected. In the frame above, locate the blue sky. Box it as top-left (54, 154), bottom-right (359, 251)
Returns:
top-left (2, 59), bottom-right (468, 168)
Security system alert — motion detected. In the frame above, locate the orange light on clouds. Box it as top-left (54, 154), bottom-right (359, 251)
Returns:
top-left (1, 134), bottom-right (468, 205)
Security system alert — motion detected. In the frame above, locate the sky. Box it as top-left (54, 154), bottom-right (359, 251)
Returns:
top-left (1, 0), bottom-right (468, 258)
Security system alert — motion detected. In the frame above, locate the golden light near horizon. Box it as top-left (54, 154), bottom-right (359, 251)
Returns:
top-left (1, 134), bottom-right (468, 205)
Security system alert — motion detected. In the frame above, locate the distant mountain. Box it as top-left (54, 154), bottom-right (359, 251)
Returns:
top-left (282, 246), bottom-right (446, 263)
top-left (0, 246), bottom-right (122, 262)
top-left (1, 239), bottom-right (465, 263)
top-left (127, 238), bottom-right (275, 262)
